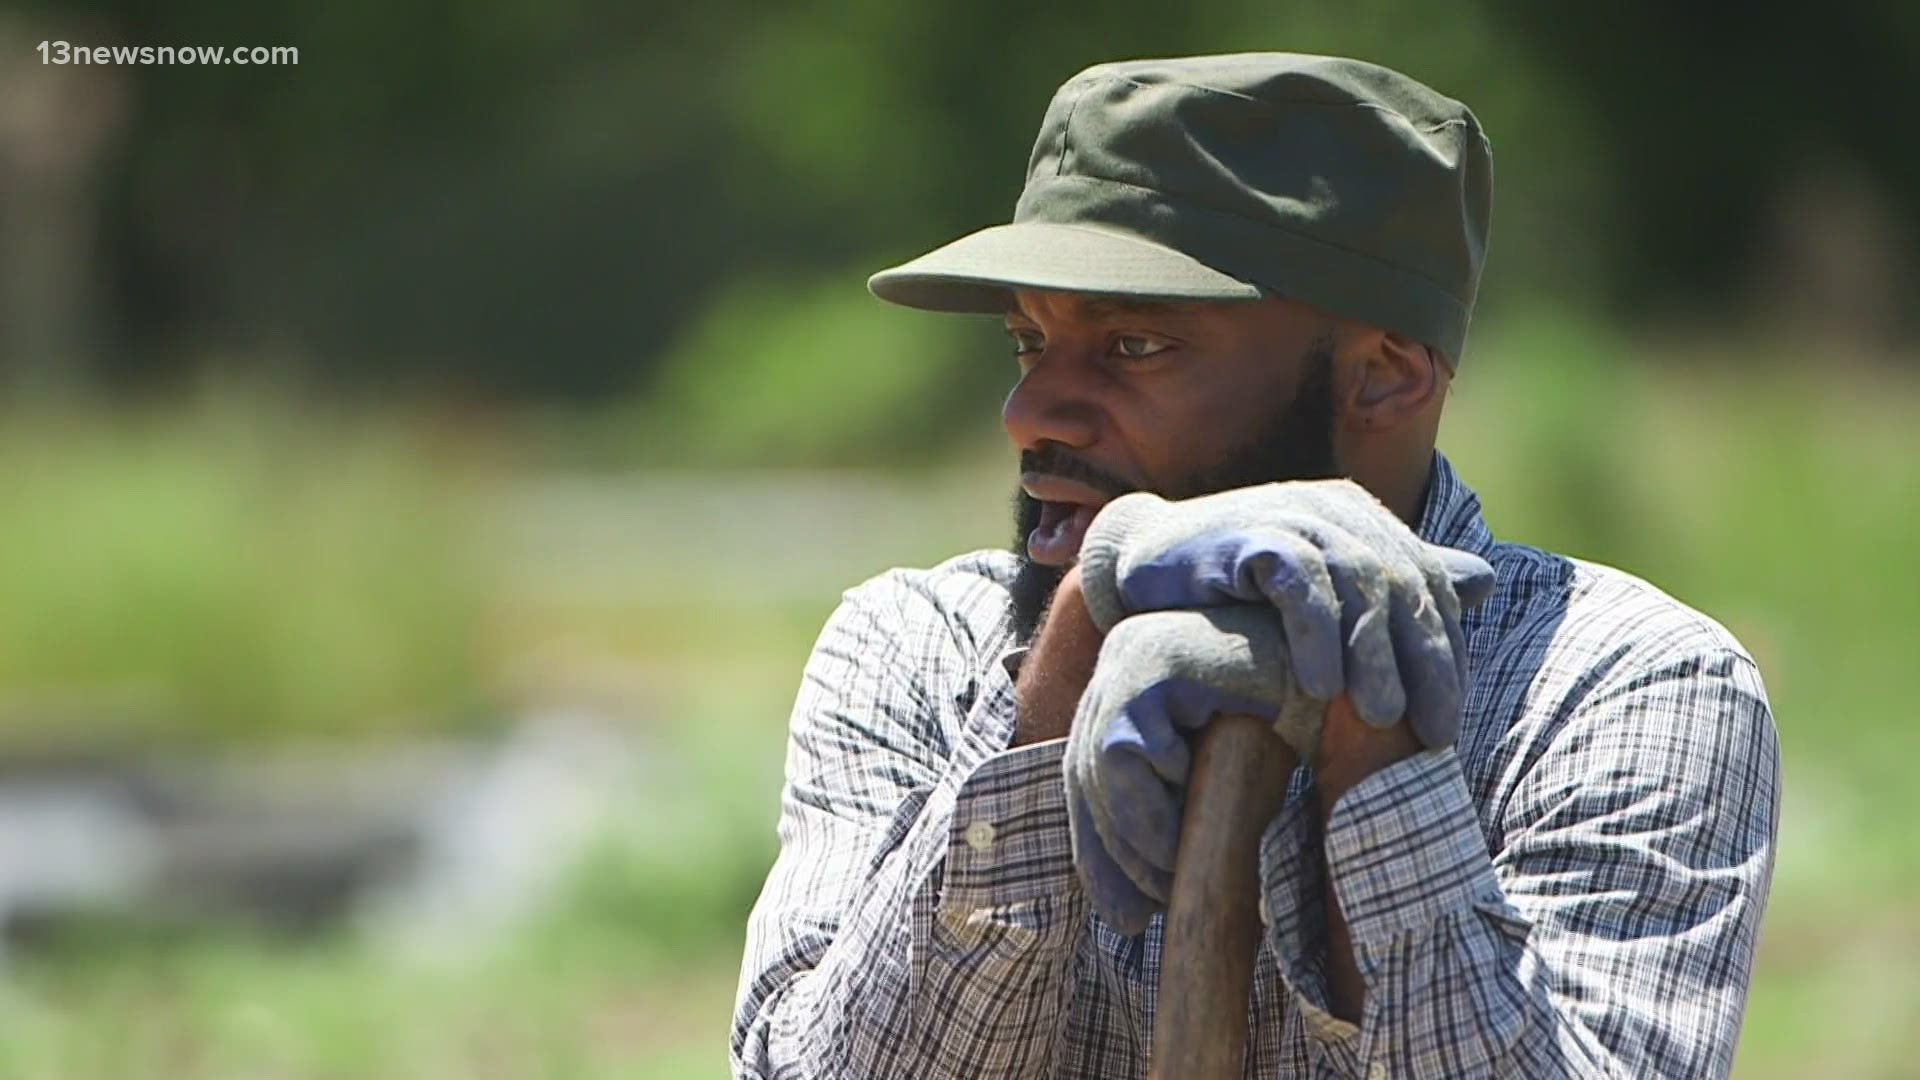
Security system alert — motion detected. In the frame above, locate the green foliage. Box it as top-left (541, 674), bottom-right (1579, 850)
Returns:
top-left (630, 273), bottom-right (997, 467)
top-left (1443, 310), bottom-right (1646, 561)
top-left (0, 391), bottom-right (494, 744)
top-left (33, 0), bottom-right (1915, 397)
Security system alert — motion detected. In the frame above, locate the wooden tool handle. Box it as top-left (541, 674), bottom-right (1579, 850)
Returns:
top-left (1148, 713), bottom-right (1299, 1080)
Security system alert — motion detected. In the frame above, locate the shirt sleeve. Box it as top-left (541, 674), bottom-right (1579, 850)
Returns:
top-left (1263, 647), bottom-right (1780, 1078)
top-left (731, 579), bottom-right (1086, 1079)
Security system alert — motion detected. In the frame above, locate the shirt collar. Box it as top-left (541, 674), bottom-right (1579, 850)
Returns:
top-left (1415, 449), bottom-right (1497, 559)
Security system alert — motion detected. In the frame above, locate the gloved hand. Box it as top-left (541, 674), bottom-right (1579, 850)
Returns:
top-left (1064, 605), bottom-right (1318, 935)
top-left (1075, 478), bottom-right (1496, 749)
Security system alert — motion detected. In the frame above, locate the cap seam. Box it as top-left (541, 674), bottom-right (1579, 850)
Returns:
top-left (1090, 73), bottom-right (1485, 141)
top-left (1055, 82), bottom-right (1092, 178)
top-left (1034, 172), bottom-right (1470, 303)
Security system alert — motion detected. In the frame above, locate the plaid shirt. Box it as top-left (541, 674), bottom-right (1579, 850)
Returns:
top-left (733, 451), bottom-right (1780, 1079)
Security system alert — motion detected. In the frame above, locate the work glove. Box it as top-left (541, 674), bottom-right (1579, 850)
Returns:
top-left (1075, 478), bottom-right (1496, 749)
top-left (1064, 605), bottom-right (1317, 935)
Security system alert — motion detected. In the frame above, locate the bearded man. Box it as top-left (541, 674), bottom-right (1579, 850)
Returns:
top-left (732, 53), bottom-right (1779, 1079)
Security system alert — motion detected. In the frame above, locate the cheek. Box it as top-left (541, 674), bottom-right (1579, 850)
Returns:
top-left (1099, 391), bottom-right (1182, 483)
top-left (1114, 369), bottom-right (1276, 479)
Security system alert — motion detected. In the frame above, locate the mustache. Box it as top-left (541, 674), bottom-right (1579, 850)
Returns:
top-left (1018, 445), bottom-right (1137, 499)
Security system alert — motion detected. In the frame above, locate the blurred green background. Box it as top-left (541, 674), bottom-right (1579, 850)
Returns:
top-left (0, 2), bottom-right (1915, 1076)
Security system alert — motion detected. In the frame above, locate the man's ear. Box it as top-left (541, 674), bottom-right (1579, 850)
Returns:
top-left (1349, 332), bottom-right (1440, 429)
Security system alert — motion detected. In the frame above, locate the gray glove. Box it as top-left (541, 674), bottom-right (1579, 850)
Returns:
top-left (1075, 478), bottom-right (1496, 748)
top-left (1064, 605), bottom-right (1316, 935)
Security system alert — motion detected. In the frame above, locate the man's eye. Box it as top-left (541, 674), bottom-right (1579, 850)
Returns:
top-left (1113, 335), bottom-right (1170, 360)
top-left (1008, 329), bottom-right (1044, 356)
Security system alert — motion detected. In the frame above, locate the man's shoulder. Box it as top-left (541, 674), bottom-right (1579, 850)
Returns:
top-left (1562, 553), bottom-right (1757, 670)
top-left (1480, 536), bottom-right (1764, 700)
top-left (841, 548), bottom-right (1020, 610)
top-left (834, 548), bottom-right (1021, 659)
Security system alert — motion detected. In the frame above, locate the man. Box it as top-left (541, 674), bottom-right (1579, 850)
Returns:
top-left (732, 53), bottom-right (1779, 1079)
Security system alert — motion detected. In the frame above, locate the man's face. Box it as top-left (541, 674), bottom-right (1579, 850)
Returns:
top-left (1002, 289), bottom-right (1343, 641)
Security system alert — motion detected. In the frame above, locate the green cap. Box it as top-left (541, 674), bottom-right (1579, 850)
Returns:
top-left (868, 53), bottom-right (1493, 365)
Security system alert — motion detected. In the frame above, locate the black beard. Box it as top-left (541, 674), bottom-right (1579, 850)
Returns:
top-left (1006, 340), bottom-right (1339, 645)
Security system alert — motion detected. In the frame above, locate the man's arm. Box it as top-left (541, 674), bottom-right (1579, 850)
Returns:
top-left (1311, 693), bottom-right (1419, 1023)
top-left (1010, 566), bottom-right (1103, 746)
top-left (731, 569), bottom-right (1092, 1079)
top-left (1259, 647), bottom-right (1780, 1077)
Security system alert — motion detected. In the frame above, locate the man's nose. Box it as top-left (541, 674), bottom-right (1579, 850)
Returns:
top-left (1002, 352), bottom-right (1100, 452)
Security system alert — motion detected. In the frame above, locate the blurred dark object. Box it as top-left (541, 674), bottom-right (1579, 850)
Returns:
top-left (0, 17), bottom-right (125, 395)
top-left (0, 712), bottom-right (639, 954)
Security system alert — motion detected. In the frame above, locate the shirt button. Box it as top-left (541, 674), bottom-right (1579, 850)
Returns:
top-left (1368, 1063), bottom-right (1388, 1080)
top-left (964, 820), bottom-right (996, 853)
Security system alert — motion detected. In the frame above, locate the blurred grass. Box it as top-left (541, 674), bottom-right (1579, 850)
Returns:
top-left (0, 388), bottom-right (496, 746)
top-left (2, 885), bottom-right (742, 1079)
top-left (2, 311), bottom-right (1917, 1074)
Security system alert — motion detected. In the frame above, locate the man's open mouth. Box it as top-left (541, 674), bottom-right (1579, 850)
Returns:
top-left (1021, 473), bottom-right (1117, 566)
top-left (1028, 500), bottom-right (1100, 565)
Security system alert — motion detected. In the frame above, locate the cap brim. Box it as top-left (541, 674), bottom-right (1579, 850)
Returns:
top-left (867, 222), bottom-right (1264, 313)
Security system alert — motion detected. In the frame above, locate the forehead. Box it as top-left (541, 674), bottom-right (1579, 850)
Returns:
top-left (1005, 291), bottom-right (1215, 323)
